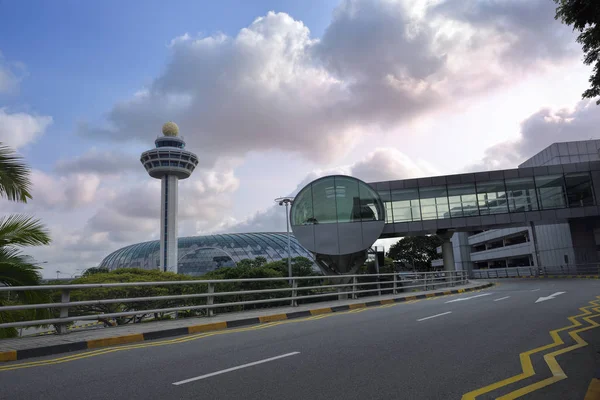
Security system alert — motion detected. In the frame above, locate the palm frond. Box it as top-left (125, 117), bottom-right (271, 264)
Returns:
top-left (0, 214), bottom-right (51, 248)
top-left (0, 247), bottom-right (44, 287)
top-left (0, 144), bottom-right (32, 203)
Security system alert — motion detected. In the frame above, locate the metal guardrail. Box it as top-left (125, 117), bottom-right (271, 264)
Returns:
top-left (471, 264), bottom-right (600, 279)
top-left (0, 271), bottom-right (468, 333)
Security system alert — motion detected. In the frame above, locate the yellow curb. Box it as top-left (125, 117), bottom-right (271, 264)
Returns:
top-left (309, 308), bottom-right (333, 315)
top-left (87, 333), bottom-right (144, 349)
top-left (348, 303), bottom-right (366, 309)
top-left (188, 321), bottom-right (227, 334)
top-left (258, 314), bottom-right (288, 323)
top-left (0, 351), bottom-right (16, 362)
top-left (380, 299), bottom-right (394, 305)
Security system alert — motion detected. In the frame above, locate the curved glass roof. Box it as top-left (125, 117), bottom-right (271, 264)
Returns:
top-left (99, 233), bottom-right (315, 276)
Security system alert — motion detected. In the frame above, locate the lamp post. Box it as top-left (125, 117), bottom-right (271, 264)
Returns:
top-left (275, 197), bottom-right (294, 284)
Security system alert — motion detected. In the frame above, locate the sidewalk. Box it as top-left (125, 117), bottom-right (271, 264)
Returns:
top-left (0, 280), bottom-right (493, 362)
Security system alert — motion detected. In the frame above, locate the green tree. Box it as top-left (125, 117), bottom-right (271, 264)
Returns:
top-left (387, 236), bottom-right (443, 272)
top-left (82, 266), bottom-right (110, 276)
top-left (554, 0), bottom-right (600, 104)
top-left (0, 145), bottom-right (51, 338)
top-left (67, 268), bottom-right (198, 326)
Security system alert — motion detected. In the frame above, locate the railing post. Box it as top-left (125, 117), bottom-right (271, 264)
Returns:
top-left (291, 279), bottom-right (297, 307)
top-left (516, 268), bottom-right (520, 277)
top-left (57, 289), bottom-right (70, 335)
top-left (352, 276), bottom-right (357, 299)
top-left (207, 283), bottom-right (215, 317)
top-left (393, 273), bottom-right (398, 294)
top-left (423, 273), bottom-right (427, 291)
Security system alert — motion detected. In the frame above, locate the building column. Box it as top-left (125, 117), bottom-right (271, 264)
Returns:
top-left (437, 230), bottom-right (455, 272)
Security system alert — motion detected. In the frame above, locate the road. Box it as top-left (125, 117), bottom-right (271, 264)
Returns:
top-left (1, 279), bottom-right (599, 400)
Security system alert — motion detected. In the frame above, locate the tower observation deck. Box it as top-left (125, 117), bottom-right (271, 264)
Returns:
top-left (140, 122), bottom-right (199, 272)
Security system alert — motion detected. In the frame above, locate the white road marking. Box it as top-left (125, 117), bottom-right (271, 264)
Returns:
top-left (417, 311), bottom-right (452, 322)
top-left (445, 293), bottom-right (493, 303)
top-left (494, 296), bottom-right (511, 302)
top-left (172, 352), bottom-right (300, 385)
top-left (535, 292), bottom-right (566, 304)
top-left (531, 289), bottom-right (541, 292)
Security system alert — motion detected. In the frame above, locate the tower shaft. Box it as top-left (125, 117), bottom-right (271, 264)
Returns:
top-left (159, 175), bottom-right (179, 272)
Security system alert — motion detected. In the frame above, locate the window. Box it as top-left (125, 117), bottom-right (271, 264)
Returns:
top-left (358, 181), bottom-right (384, 221)
top-left (505, 178), bottom-right (539, 212)
top-left (535, 175), bottom-right (566, 209)
top-left (564, 172), bottom-right (594, 207)
top-left (419, 186), bottom-right (449, 220)
top-left (334, 176), bottom-right (360, 223)
top-left (447, 184), bottom-right (478, 218)
top-left (390, 188), bottom-right (421, 222)
top-left (292, 184), bottom-right (314, 225)
top-left (378, 189), bottom-right (393, 223)
top-left (476, 181), bottom-right (508, 215)
top-left (291, 176), bottom-right (384, 225)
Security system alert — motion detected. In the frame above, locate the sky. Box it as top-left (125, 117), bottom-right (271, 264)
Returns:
top-left (0, 0), bottom-right (598, 278)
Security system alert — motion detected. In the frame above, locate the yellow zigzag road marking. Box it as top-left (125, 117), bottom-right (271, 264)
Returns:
top-left (461, 297), bottom-right (600, 400)
top-left (498, 305), bottom-right (600, 399)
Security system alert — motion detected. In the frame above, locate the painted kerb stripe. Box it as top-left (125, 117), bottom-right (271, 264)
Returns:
top-left (0, 351), bottom-right (16, 362)
top-left (87, 333), bottom-right (144, 349)
top-left (309, 308), bottom-right (333, 316)
top-left (258, 314), bottom-right (288, 323)
top-left (188, 321), bottom-right (227, 334)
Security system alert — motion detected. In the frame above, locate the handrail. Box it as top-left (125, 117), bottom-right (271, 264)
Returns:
top-left (0, 270), bottom-right (468, 333)
top-left (471, 264), bottom-right (600, 279)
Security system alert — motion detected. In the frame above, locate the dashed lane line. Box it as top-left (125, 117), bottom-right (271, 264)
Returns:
top-left (417, 311), bottom-right (452, 322)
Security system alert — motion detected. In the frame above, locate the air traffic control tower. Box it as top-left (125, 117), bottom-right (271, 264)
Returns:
top-left (140, 122), bottom-right (199, 272)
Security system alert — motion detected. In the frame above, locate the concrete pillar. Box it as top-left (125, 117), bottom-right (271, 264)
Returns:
top-left (437, 230), bottom-right (455, 272)
top-left (160, 175), bottom-right (179, 273)
top-left (442, 239), bottom-right (455, 272)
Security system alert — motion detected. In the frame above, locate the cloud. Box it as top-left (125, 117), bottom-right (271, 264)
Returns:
top-left (0, 51), bottom-right (24, 93)
top-left (221, 147), bottom-right (433, 233)
top-left (79, 0), bottom-right (578, 168)
top-left (82, 161), bottom-right (240, 245)
top-left (470, 99), bottom-right (600, 171)
top-left (54, 149), bottom-right (140, 175)
top-left (0, 108), bottom-right (53, 149)
top-left (432, 0), bottom-right (578, 68)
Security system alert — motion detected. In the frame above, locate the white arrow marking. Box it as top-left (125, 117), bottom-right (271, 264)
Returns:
top-left (445, 293), bottom-right (493, 303)
top-left (535, 292), bottom-right (566, 304)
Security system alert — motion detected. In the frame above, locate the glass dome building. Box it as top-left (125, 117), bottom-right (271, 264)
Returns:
top-left (99, 233), bottom-right (315, 276)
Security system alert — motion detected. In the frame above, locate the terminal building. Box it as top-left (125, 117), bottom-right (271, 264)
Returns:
top-left (431, 140), bottom-right (600, 272)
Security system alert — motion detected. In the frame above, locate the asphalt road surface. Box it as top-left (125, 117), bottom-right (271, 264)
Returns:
top-left (1, 279), bottom-right (599, 400)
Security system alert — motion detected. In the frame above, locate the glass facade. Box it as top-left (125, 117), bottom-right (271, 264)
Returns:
top-left (377, 172), bottom-right (595, 224)
top-left (291, 175), bottom-right (385, 225)
top-left (99, 233), bottom-right (315, 276)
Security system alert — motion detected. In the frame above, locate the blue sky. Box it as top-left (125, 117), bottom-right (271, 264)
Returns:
top-left (0, 0), bottom-right (597, 277)
top-left (0, 0), bottom-right (338, 170)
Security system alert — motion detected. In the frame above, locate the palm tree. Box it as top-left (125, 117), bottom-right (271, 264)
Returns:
top-left (0, 144), bottom-right (51, 338)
